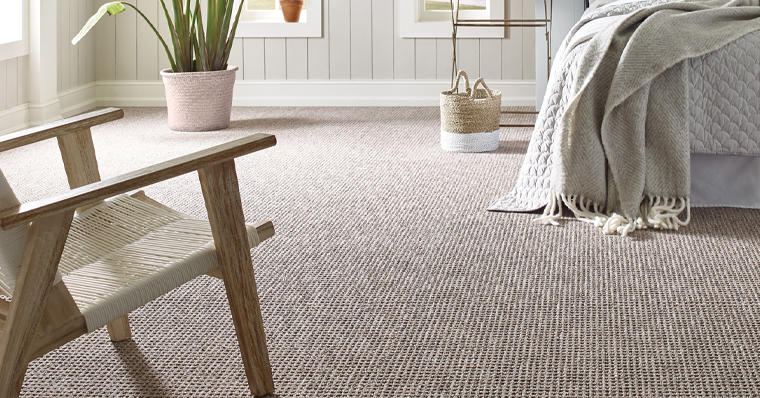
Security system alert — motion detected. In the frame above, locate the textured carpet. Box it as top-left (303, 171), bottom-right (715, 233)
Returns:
top-left (2, 107), bottom-right (760, 397)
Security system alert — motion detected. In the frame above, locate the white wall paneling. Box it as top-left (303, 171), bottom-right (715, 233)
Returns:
top-left (115, 3), bottom-right (137, 80)
top-left (328, 0), bottom-right (351, 79)
top-left (415, 39), bottom-right (437, 80)
top-left (501, 0), bottom-right (522, 79)
top-left (95, 0), bottom-right (116, 80)
top-left (136, 0), bottom-right (158, 80)
top-left (371, 0), bottom-right (394, 79)
top-left (244, 38), bottom-right (266, 79)
top-left (350, 0), bottom-right (373, 79)
top-left (286, 38), bottom-right (308, 79)
top-left (59, 0), bottom-right (96, 92)
top-left (2, 57), bottom-right (28, 113)
top-left (264, 38), bottom-right (287, 79)
top-left (69, 0), bottom-right (79, 86)
top-left (56, 0), bottom-right (537, 85)
top-left (229, 38), bottom-right (245, 79)
top-left (479, 39), bottom-right (502, 80)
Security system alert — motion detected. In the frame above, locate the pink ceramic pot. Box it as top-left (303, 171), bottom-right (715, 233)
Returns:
top-left (160, 66), bottom-right (238, 131)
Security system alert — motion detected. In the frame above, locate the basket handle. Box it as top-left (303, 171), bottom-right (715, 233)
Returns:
top-left (450, 70), bottom-right (471, 94)
top-left (471, 78), bottom-right (494, 99)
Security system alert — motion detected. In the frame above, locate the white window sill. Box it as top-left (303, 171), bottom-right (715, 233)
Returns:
top-left (0, 40), bottom-right (28, 62)
top-left (397, 0), bottom-right (505, 38)
top-left (236, 20), bottom-right (321, 37)
top-left (236, 0), bottom-right (322, 37)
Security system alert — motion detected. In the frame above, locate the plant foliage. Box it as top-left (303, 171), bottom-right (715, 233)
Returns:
top-left (73, 0), bottom-right (244, 72)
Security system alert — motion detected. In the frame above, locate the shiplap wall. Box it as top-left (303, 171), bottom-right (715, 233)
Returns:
top-left (84, 0), bottom-right (536, 82)
top-left (58, 0), bottom-right (97, 93)
top-left (0, 57), bottom-right (28, 112)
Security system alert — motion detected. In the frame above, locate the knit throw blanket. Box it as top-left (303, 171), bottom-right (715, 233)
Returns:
top-left (493, 0), bottom-right (760, 236)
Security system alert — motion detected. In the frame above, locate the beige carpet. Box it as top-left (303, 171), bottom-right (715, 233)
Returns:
top-left (2, 107), bottom-right (760, 397)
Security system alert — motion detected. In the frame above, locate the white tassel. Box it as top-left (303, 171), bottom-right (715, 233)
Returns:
top-left (534, 193), bottom-right (562, 226)
top-left (535, 191), bottom-right (691, 237)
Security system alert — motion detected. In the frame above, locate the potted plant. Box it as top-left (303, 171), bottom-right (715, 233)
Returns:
top-left (73, 1), bottom-right (244, 131)
top-left (280, 0), bottom-right (304, 23)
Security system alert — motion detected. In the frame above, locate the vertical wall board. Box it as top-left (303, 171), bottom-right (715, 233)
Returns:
top-left (95, 0), bottom-right (117, 80)
top-left (69, 0), bottom-right (80, 86)
top-left (436, 38), bottom-right (455, 81)
top-left (136, 0), bottom-right (159, 80)
top-left (286, 38), bottom-right (309, 79)
top-left (521, 0), bottom-right (536, 80)
top-left (479, 38), bottom-right (502, 80)
top-left (501, 0), bottom-right (522, 79)
top-left (59, 0), bottom-right (71, 91)
top-left (6, 60), bottom-right (18, 108)
top-left (350, 0), bottom-right (372, 79)
top-left (329, 0), bottom-right (351, 79)
top-left (115, 3), bottom-right (137, 80)
top-left (244, 38), bottom-right (266, 80)
top-left (307, 0), bottom-right (330, 79)
top-left (456, 39), bottom-right (479, 78)
top-left (371, 0), bottom-right (394, 79)
top-left (264, 38), bottom-right (288, 79)
top-left (227, 38), bottom-right (245, 80)
top-left (414, 39), bottom-right (436, 79)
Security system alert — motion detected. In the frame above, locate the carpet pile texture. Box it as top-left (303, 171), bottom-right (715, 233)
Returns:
top-left (1, 107), bottom-right (759, 397)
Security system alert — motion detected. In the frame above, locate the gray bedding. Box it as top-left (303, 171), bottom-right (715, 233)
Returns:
top-left (490, 0), bottom-right (760, 216)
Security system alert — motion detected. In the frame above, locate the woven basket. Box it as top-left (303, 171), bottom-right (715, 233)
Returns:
top-left (161, 66), bottom-right (238, 132)
top-left (440, 71), bottom-right (502, 152)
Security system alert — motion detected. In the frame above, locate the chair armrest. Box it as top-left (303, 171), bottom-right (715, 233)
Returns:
top-left (0, 108), bottom-right (124, 152)
top-left (0, 133), bottom-right (276, 229)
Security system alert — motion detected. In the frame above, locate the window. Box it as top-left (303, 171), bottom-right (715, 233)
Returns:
top-left (0, 0), bottom-right (28, 61)
top-left (249, 0), bottom-right (307, 11)
top-left (236, 0), bottom-right (322, 38)
top-left (398, 0), bottom-right (504, 38)
top-left (424, 0), bottom-right (486, 11)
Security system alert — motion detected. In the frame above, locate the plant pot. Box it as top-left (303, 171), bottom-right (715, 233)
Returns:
top-left (280, 0), bottom-right (303, 23)
top-left (160, 66), bottom-right (238, 132)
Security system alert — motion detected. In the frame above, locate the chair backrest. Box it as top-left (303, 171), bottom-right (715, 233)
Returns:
top-left (0, 169), bottom-right (28, 296)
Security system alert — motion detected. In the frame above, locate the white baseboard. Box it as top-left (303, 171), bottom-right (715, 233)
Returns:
top-left (95, 79), bottom-right (536, 107)
top-left (0, 104), bottom-right (31, 135)
top-left (59, 83), bottom-right (97, 117)
top-left (1, 79), bottom-right (537, 134)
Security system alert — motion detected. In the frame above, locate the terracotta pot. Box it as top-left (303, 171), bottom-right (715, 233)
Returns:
top-left (280, 0), bottom-right (303, 23)
top-left (160, 66), bottom-right (238, 132)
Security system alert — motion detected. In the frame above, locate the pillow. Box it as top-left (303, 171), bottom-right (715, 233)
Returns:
top-left (0, 169), bottom-right (28, 296)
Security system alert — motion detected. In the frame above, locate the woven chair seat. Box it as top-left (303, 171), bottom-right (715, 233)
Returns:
top-left (49, 194), bottom-right (261, 332)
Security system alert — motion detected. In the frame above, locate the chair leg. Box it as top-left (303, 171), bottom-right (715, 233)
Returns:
top-left (199, 161), bottom-right (275, 397)
top-left (107, 315), bottom-right (132, 342)
top-left (0, 212), bottom-right (73, 398)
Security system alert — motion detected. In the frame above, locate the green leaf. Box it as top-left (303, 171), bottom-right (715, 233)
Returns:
top-left (71, 2), bottom-right (126, 45)
top-left (221, 0), bottom-right (245, 67)
top-left (194, 1), bottom-right (210, 71)
top-left (106, 2), bottom-right (127, 15)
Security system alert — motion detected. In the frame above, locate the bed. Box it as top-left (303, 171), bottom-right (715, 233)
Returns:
top-left (492, 0), bottom-right (760, 219)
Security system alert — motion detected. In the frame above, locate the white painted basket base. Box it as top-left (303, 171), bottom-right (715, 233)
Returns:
top-left (440, 129), bottom-right (500, 153)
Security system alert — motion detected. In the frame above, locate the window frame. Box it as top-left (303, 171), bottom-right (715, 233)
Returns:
top-left (398, 0), bottom-right (504, 39)
top-left (236, 0), bottom-right (322, 38)
top-left (0, 0), bottom-right (29, 61)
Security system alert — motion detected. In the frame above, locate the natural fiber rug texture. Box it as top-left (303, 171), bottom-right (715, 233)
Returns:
top-left (2, 107), bottom-right (760, 397)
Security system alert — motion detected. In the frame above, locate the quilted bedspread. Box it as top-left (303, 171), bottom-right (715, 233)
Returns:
top-left (490, 0), bottom-right (760, 213)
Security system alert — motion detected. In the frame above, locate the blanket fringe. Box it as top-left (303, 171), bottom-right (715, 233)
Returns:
top-left (534, 193), bottom-right (691, 236)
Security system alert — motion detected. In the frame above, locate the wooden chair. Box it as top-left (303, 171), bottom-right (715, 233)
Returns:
top-left (0, 108), bottom-right (277, 398)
